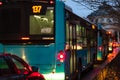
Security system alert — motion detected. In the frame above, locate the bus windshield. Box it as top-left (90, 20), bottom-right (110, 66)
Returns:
top-left (30, 7), bottom-right (54, 35)
top-left (0, 2), bottom-right (55, 44)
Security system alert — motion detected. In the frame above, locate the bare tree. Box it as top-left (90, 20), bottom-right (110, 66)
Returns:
top-left (72, 0), bottom-right (120, 24)
top-left (72, 0), bottom-right (120, 10)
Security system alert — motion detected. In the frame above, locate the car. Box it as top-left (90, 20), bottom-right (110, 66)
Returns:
top-left (0, 53), bottom-right (45, 80)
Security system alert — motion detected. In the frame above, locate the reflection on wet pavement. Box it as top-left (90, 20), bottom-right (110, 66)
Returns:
top-left (82, 48), bottom-right (120, 80)
top-left (94, 48), bottom-right (120, 80)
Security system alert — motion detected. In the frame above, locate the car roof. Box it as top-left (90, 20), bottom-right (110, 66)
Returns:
top-left (0, 53), bottom-right (12, 56)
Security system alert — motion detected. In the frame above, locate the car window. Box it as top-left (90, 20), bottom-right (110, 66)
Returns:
top-left (0, 57), bottom-right (9, 69)
top-left (0, 56), bottom-right (12, 75)
top-left (12, 57), bottom-right (29, 74)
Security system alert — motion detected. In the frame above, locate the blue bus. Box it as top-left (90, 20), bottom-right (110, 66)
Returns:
top-left (97, 24), bottom-right (109, 62)
top-left (0, 0), bottom-right (97, 80)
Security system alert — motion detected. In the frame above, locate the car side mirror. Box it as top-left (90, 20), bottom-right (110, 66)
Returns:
top-left (31, 66), bottom-right (39, 72)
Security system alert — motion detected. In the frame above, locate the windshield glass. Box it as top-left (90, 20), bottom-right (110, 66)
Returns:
top-left (30, 7), bottom-right (54, 35)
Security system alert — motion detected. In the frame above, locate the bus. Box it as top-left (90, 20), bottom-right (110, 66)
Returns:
top-left (0, 0), bottom-right (97, 80)
top-left (97, 24), bottom-right (109, 62)
top-left (65, 8), bottom-right (97, 80)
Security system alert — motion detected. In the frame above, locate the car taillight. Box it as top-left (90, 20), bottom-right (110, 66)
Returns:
top-left (112, 43), bottom-right (116, 48)
top-left (57, 51), bottom-right (65, 62)
top-left (26, 72), bottom-right (45, 80)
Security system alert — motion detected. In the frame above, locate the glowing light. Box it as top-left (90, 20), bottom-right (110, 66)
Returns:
top-left (0, 2), bottom-right (2, 5)
top-left (50, 10), bottom-right (53, 13)
top-left (109, 42), bottom-right (112, 46)
top-left (72, 45), bottom-right (82, 50)
top-left (42, 37), bottom-right (54, 40)
top-left (50, 0), bottom-right (54, 4)
top-left (97, 52), bottom-right (102, 61)
top-left (57, 51), bottom-right (65, 62)
top-left (43, 72), bottom-right (65, 80)
top-left (32, 6), bottom-right (42, 13)
top-left (60, 55), bottom-right (64, 58)
top-left (34, 15), bottom-right (41, 18)
top-left (21, 48), bottom-right (28, 63)
top-left (51, 20), bottom-right (54, 23)
top-left (108, 31), bottom-right (111, 34)
top-left (98, 46), bottom-right (102, 51)
top-left (107, 31), bottom-right (112, 35)
top-left (65, 44), bottom-right (82, 50)
top-left (21, 37), bottom-right (30, 40)
top-left (108, 48), bottom-right (119, 62)
top-left (22, 55), bottom-right (26, 60)
top-left (92, 25), bottom-right (95, 29)
top-left (108, 47), bottom-right (112, 51)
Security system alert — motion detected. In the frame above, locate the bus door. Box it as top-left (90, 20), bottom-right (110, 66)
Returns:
top-left (65, 23), bottom-right (77, 80)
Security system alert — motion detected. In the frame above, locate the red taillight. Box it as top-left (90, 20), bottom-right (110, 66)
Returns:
top-left (98, 46), bottom-right (102, 51)
top-left (0, 2), bottom-right (3, 5)
top-left (50, 0), bottom-right (54, 4)
top-left (57, 51), bottom-right (65, 62)
top-left (112, 43), bottom-right (116, 48)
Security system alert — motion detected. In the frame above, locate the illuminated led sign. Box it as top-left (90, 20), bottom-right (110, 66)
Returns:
top-left (32, 5), bottom-right (42, 13)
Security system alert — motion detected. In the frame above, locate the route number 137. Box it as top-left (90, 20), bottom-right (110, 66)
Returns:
top-left (32, 6), bottom-right (42, 13)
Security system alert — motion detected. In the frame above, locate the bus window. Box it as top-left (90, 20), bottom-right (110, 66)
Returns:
top-left (0, 8), bottom-right (21, 34)
top-left (76, 25), bottom-right (87, 48)
top-left (0, 2), bottom-right (55, 44)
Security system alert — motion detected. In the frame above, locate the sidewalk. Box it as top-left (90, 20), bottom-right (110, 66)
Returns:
top-left (81, 47), bottom-right (120, 80)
